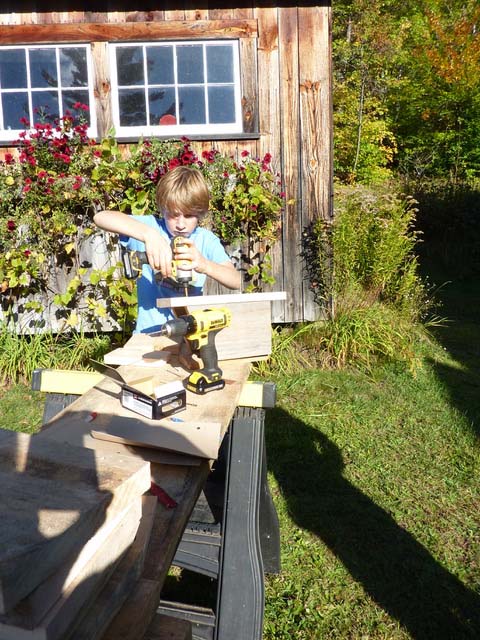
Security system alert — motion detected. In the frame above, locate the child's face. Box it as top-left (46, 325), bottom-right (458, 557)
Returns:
top-left (163, 209), bottom-right (200, 237)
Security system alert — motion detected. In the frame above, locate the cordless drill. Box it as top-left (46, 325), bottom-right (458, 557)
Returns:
top-left (156, 308), bottom-right (232, 394)
top-left (121, 236), bottom-right (193, 295)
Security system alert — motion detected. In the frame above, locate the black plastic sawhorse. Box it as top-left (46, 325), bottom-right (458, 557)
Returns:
top-left (32, 371), bottom-right (281, 640)
top-left (157, 405), bottom-right (281, 640)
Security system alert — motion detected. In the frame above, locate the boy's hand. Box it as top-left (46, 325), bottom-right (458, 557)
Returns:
top-left (172, 237), bottom-right (207, 274)
top-left (144, 232), bottom-right (173, 277)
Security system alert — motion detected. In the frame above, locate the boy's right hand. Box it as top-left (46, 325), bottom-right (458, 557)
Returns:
top-left (144, 232), bottom-right (173, 278)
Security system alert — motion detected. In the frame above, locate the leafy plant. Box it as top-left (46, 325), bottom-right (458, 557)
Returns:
top-left (0, 109), bottom-right (286, 331)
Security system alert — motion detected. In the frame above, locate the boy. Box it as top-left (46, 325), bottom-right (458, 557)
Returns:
top-left (94, 165), bottom-right (241, 334)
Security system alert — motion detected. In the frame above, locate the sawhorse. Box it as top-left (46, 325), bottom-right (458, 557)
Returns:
top-left (32, 372), bottom-right (281, 640)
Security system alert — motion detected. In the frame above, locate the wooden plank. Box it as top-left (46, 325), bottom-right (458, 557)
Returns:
top-left (91, 419), bottom-right (221, 460)
top-left (278, 7), bottom-right (303, 323)
top-left (156, 291), bottom-right (286, 306)
top-left (102, 578), bottom-right (161, 640)
top-left (256, 5), bottom-right (284, 323)
top-left (0, 501), bottom-right (142, 639)
top-left (7, 501), bottom-right (142, 630)
top-left (91, 41), bottom-right (112, 141)
top-left (298, 5), bottom-right (334, 320)
top-left (66, 494), bottom-right (158, 640)
top-left (156, 294), bottom-right (283, 361)
top-left (0, 20), bottom-right (258, 44)
top-left (33, 370), bottom-right (103, 395)
top-left (106, 303), bottom-right (271, 364)
top-left (39, 358), bottom-right (251, 457)
top-left (0, 432), bottom-right (150, 615)
top-left (144, 613), bottom-right (192, 640)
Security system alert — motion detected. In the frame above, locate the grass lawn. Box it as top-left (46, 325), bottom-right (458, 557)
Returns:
top-left (1, 271), bottom-right (479, 639)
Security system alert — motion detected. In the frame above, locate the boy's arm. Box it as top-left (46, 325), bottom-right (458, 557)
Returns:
top-left (198, 259), bottom-right (241, 290)
top-left (93, 210), bottom-right (172, 276)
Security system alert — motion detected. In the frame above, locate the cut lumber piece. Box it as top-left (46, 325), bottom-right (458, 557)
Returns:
top-left (144, 613), bottom-right (192, 640)
top-left (31, 369), bottom-right (103, 395)
top-left (238, 381), bottom-right (277, 408)
top-left (103, 348), bottom-right (171, 367)
top-left (91, 419), bottom-right (221, 460)
top-left (0, 431), bottom-right (150, 615)
top-left (67, 495), bottom-right (158, 640)
top-left (7, 500), bottom-right (143, 629)
top-left (0, 500), bottom-right (142, 639)
top-left (157, 292), bottom-right (287, 306)
top-left (102, 578), bottom-right (162, 640)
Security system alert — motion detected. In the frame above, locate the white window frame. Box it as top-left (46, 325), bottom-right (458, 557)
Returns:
top-left (109, 40), bottom-right (243, 138)
top-left (0, 44), bottom-right (97, 142)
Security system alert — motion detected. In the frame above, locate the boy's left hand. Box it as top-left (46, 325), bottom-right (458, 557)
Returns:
top-left (173, 237), bottom-right (207, 274)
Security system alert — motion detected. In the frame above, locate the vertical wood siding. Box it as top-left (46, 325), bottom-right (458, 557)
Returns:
top-left (0, 2), bottom-right (332, 324)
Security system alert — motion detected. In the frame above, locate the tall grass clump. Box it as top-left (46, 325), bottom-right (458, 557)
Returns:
top-left (259, 184), bottom-right (434, 376)
top-left (0, 328), bottom-right (112, 384)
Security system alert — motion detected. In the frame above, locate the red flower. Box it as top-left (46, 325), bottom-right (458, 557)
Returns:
top-left (24, 250), bottom-right (31, 257)
top-left (241, 150), bottom-right (249, 157)
top-left (168, 158), bottom-right (181, 170)
top-left (7, 220), bottom-right (15, 231)
top-left (4, 153), bottom-right (14, 164)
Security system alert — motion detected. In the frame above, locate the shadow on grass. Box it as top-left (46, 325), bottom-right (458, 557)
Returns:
top-left (423, 268), bottom-right (480, 439)
top-left (265, 408), bottom-right (480, 639)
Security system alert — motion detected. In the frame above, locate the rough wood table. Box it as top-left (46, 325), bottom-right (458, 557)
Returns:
top-left (34, 337), bottom-right (279, 640)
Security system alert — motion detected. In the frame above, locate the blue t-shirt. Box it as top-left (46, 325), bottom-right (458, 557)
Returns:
top-left (120, 216), bottom-right (231, 333)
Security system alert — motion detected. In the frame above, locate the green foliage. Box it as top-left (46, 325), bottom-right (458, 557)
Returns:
top-left (0, 110), bottom-right (285, 330)
top-left (289, 185), bottom-right (432, 374)
top-left (331, 184), bottom-right (425, 314)
top-left (412, 181), bottom-right (480, 278)
top-left (333, 0), bottom-right (480, 184)
top-left (0, 329), bottom-right (112, 384)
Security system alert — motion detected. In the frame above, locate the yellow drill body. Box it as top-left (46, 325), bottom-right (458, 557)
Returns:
top-left (158, 308), bottom-right (232, 394)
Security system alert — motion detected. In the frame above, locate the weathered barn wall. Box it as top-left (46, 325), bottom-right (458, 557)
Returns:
top-left (0, 2), bottom-right (333, 324)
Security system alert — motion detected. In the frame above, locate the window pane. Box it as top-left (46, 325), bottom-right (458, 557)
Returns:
top-left (63, 90), bottom-right (91, 123)
top-left (116, 47), bottom-right (144, 86)
top-left (30, 49), bottom-right (57, 88)
top-left (32, 91), bottom-right (59, 122)
top-left (147, 47), bottom-right (174, 85)
top-left (206, 46), bottom-right (233, 84)
top-left (0, 49), bottom-right (27, 89)
top-left (149, 88), bottom-right (176, 126)
top-left (208, 86), bottom-right (235, 124)
top-left (60, 48), bottom-right (88, 87)
top-left (178, 86), bottom-right (205, 124)
top-left (119, 89), bottom-right (146, 126)
top-left (177, 45), bottom-right (204, 85)
top-left (2, 92), bottom-right (29, 129)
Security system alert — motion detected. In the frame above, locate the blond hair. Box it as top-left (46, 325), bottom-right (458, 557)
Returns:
top-left (155, 166), bottom-right (209, 217)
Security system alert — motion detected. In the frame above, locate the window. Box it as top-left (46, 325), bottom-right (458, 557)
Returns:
top-left (109, 41), bottom-right (242, 137)
top-left (0, 45), bottom-right (96, 141)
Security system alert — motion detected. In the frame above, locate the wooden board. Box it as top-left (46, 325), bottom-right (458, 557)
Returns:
top-left (0, 431), bottom-right (150, 615)
top-left (67, 495), bottom-right (159, 640)
top-left (0, 501), bottom-right (142, 639)
top-left (104, 301), bottom-right (278, 365)
top-left (91, 419), bottom-right (221, 460)
top-left (39, 358), bottom-right (251, 461)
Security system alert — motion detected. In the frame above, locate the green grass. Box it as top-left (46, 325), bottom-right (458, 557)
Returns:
top-left (261, 269), bottom-right (480, 639)
top-left (1, 274), bottom-right (479, 638)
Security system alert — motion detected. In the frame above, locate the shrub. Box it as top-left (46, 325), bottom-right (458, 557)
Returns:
top-left (0, 108), bottom-right (286, 332)
top-left (285, 184), bottom-right (433, 374)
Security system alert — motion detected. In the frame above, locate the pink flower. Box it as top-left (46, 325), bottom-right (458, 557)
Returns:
top-left (4, 153), bottom-right (14, 164)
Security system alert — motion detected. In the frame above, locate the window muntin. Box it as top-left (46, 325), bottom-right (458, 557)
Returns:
top-left (110, 41), bottom-right (242, 137)
top-left (0, 44), bottom-right (96, 141)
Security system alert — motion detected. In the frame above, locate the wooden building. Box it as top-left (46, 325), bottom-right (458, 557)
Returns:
top-left (0, 2), bottom-right (333, 324)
